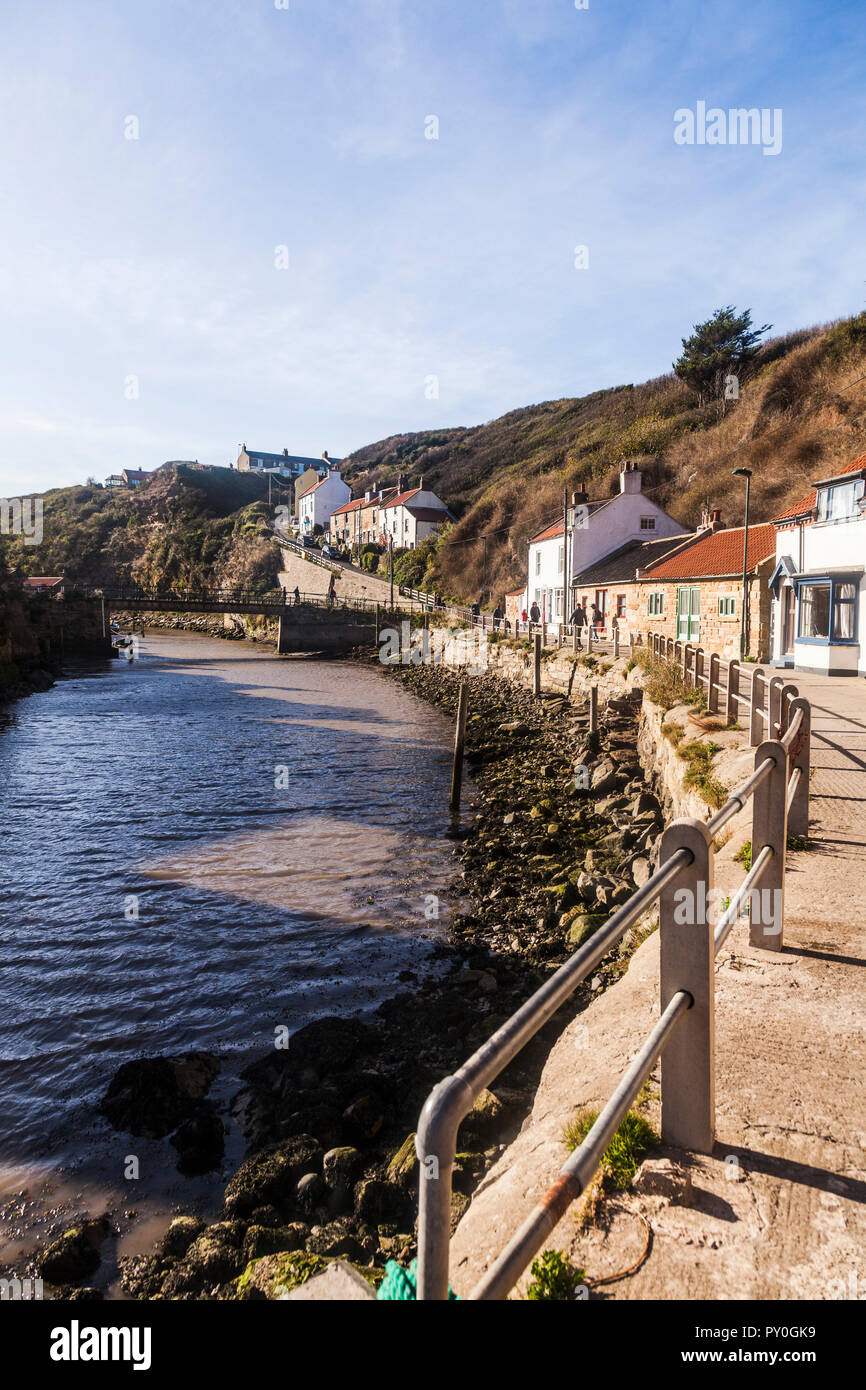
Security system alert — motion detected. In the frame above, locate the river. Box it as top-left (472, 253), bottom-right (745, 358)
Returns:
top-left (0, 633), bottom-right (461, 1290)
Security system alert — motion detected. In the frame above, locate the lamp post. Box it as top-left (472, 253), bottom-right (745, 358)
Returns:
top-left (389, 531), bottom-right (394, 611)
top-left (732, 467), bottom-right (753, 660)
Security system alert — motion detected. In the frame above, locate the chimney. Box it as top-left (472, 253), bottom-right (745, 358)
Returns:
top-left (572, 487), bottom-right (589, 505)
top-left (364, 489), bottom-right (372, 503)
top-left (322, 450), bottom-right (330, 462)
top-left (698, 505), bottom-right (724, 533)
top-left (619, 461), bottom-right (642, 494)
top-left (418, 476), bottom-right (424, 491)
top-left (397, 472), bottom-right (407, 492)
top-left (283, 447), bottom-right (288, 456)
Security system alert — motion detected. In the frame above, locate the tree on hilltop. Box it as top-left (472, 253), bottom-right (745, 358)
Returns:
top-left (674, 306), bottom-right (771, 406)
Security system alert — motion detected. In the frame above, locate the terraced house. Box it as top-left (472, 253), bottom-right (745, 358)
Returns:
top-left (520, 463), bottom-right (684, 628)
top-left (570, 510), bottom-right (777, 658)
top-left (769, 454), bottom-right (866, 675)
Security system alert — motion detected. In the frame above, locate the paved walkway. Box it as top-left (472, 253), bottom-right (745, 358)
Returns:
top-left (450, 673), bottom-right (866, 1300)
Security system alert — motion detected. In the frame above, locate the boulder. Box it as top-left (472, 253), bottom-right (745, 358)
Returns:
top-left (184, 1221), bottom-right (248, 1283)
top-left (242, 1222), bottom-right (307, 1262)
top-left (353, 1178), bottom-right (406, 1225)
top-left (566, 913), bottom-right (607, 948)
top-left (296, 1172), bottom-right (325, 1214)
top-left (100, 1052), bottom-right (220, 1138)
top-left (40, 1216), bottom-right (112, 1285)
top-left (223, 1135), bottom-right (323, 1219)
top-left (457, 1088), bottom-right (504, 1147)
top-left (386, 1134), bottom-right (419, 1191)
top-left (160, 1215), bottom-right (205, 1259)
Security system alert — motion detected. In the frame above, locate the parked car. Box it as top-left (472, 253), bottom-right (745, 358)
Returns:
top-left (301, 535), bottom-right (316, 549)
top-left (321, 545), bottom-right (343, 561)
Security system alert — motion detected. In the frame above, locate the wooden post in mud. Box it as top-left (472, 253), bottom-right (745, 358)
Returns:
top-left (375, 602), bottom-right (380, 647)
top-left (449, 682), bottom-right (469, 816)
top-left (533, 631), bottom-right (542, 697)
top-left (589, 682), bottom-right (598, 736)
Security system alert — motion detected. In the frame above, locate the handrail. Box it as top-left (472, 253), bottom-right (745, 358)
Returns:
top-left (468, 991), bottom-right (692, 1300)
top-left (415, 637), bottom-right (812, 1300)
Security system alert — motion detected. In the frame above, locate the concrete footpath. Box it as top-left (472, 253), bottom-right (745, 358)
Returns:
top-left (449, 673), bottom-right (866, 1300)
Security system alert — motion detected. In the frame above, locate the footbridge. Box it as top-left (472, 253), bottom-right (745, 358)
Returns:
top-left (94, 586), bottom-right (393, 654)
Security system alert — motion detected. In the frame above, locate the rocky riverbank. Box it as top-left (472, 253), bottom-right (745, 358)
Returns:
top-left (112, 610), bottom-right (278, 644)
top-left (42, 660), bottom-right (665, 1299)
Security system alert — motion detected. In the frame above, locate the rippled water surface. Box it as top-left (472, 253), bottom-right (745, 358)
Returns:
top-left (0, 634), bottom-right (459, 1272)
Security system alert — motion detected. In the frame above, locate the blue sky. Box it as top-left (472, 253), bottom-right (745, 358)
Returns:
top-left (2, 0), bottom-right (865, 494)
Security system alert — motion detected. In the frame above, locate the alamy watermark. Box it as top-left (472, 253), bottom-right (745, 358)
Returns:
top-left (674, 103), bottom-right (782, 157)
top-left (1, 496), bottom-right (43, 545)
top-left (378, 621), bottom-right (488, 675)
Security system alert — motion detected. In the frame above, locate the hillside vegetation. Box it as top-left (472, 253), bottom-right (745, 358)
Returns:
top-left (3, 465), bottom-right (282, 593)
top-left (8, 313), bottom-right (866, 606)
top-left (342, 312), bottom-right (866, 601)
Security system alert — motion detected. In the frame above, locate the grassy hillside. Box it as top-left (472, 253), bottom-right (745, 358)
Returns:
top-left (343, 312), bottom-right (866, 602)
top-left (2, 465), bottom-right (282, 593)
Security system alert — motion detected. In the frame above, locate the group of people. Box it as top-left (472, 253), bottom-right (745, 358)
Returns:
top-left (518, 599), bottom-right (604, 650)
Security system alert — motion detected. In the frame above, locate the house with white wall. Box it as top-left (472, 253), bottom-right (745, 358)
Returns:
top-left (522, 463), bottom-right (685, 627)
top-left (297, 467), bottom-right (351, 535)
top-left (769, 454), bottom-right (866, 676)
top-left (377, 479), bottom-right (454, 551)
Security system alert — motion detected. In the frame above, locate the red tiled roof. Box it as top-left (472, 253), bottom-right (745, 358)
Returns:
top-left (641, 523), bottom-right (777, 579)
top-left (330, 497), bottom-right (363, 516)
top-left (380, 488), bottom-right (422, 510)
top-left (772, 455), bottom-right (866, 522)
top-left (22, 576), bottom-right (63, 587)
top-left (529, 518), bottom-right (564, 543)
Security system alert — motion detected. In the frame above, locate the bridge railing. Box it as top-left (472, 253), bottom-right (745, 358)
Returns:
top-left (414, 652), bottom-right (811, 1300)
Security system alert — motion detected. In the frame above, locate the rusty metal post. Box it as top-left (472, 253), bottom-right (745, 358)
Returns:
top-left (726, 659), bottom-right (740, 726)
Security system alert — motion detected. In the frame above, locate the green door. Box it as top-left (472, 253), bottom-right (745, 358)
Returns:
top-left (677, 586), bottom-right (700, 642)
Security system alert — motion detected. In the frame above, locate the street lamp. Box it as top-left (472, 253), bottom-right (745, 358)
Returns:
top-left (732, 467), bottom-right (753, 660)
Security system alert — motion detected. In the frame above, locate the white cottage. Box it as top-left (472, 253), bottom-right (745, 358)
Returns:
top-left (297, 467), bottom-right (351, 535)
top-left (524, 464), bottom-right (685, 628)
top-left (769, 455), bottom-right (866, 676)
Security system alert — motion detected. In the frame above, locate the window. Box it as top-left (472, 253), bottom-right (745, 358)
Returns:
top-left (640, 517), bottom-right (656, 531)
top-left (558, 544), bottom-right (564, 574)
top-left (816, 479), bottom-right (864, 523)
top-left (535, 551), bottom-right (541, 575)
top-left (647, 592), bottom-right (664, 616)
top-left (555, 589), bottom-right (563, 616)
top-left (833, 582), bottom-right (857, 640)
top-left (798, 583), bottom-right (831, 639)
top-left (718, 596), bottom-right (736, 617)
top-left (616, 594), bottom-right (626, 618)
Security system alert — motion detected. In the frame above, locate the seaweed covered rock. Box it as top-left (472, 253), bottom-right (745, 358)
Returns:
top-left (222, 1135), bottom-right (323, 1219)
top-left (40, 1215), bottom-right (112, 1285)
top-left (100, 1052), bottom-right (220, 1138)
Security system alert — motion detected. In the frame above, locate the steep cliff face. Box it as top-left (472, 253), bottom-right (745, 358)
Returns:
top-left (2, 465), bottom-right (282, 593)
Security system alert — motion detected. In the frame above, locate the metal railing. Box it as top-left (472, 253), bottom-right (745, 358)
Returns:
top-left (414, 646), bottom-right (811, 1300)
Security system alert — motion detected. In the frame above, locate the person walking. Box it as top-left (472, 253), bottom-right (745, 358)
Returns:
top-left (529, 601), bottom-right (541, 628)
top-left (492, 604), bottom-right (504, 631)
top-left (293, 586), bottom-right (300, 606)
top-left (569, 600), bottom-right (587, 650)
top-left (590, 602), bottom-right (602, 635)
